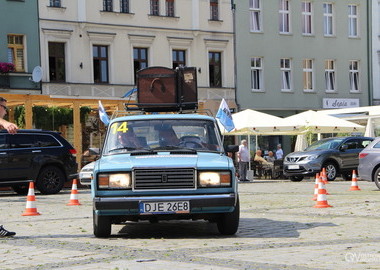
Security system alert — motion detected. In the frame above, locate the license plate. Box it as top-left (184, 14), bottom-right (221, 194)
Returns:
top-left (139, 201), bottom-right (190, 214)
top-left (288, 165), bottom-right (300, 169)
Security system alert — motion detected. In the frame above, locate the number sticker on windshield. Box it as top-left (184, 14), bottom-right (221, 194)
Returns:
top-left (111, 122), bottom-right (129, 134)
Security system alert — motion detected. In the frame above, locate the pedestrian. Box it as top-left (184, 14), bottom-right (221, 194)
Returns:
top-left (276, 144), bottom-right (284, 159)
top-left (0, 97), bottom-right (17, 237)
top-left (237, 139), bottom-right (250, 182)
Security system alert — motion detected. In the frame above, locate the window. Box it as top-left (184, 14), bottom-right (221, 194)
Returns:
top-left (172, 50), bottom-right (186, 69)
top-left (210, 0), bottom-right (219, 21)
top-left (48, 42), bottom-right (66, 82)
top-left (349, 60), bottom-right (359, 92)
top-left (133, 48), bottom-right (148, 83)
top-left (150, 0), bottom-right (159, 15)
top-left (209, 52), bottom-right (222, 87)
top-left (303, 59), bottom-right (313, 91)
top-left (93, 45), bottom-right (109, 83)
top-left (279, 0), bottom-right (290, 34)
top-left (166, 0), bottom-right (175, 17)
top-left (34, 135), bottom-right (60, 147)
top-left (325, 60), bottom-right (336, 92)
top-left (301, 2), bottom-right (312, 35)
top-left (251, 57), bottom-right (263, 91)
top-left (120, 0), bottom-right (129, 13)
top-left (49, 0), bottom-right (61, 7)
top-left (250, 0), bottom-right (262, 32)
top-left (7, 34), bottom-right (25, 72)
top-left (280, 58), bottom-right (292, 91)
top-left (103, 0), bottom-right (113, 11)
top-left (323, 3), bottom-right (334, 36)
top-left (348, 5), bottom-right (359, 37)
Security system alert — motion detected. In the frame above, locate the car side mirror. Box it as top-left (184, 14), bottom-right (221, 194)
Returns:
top-left (225, 145), bottom-right (239, 153)
top-left (340, 145), bottom-right (348, 151)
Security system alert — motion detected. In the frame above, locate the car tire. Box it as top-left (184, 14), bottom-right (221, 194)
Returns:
top-left (217, 197), bottom-right (240, 235)
top-left (12, 184), bottom-right (29, 195)
top-left (36, 166), bottom-right (65, 195)
top-left (323, 162), bottom-right (338, 181)
top-left (290, 176), bottom-right (304, 182)
top-left (374, 167), bottom-right (380, 190)
top-left (93, 211), bottom-right (112, 238)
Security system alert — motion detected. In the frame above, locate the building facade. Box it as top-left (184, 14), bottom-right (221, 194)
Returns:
top-left (0, 0), bottom-right (41, 92)
top-left (39, 0), bottom-right (236, 113)
top-left (235, 0), bottom-right (370, 115)
top-left (234, 0), bottom-right (370, 154)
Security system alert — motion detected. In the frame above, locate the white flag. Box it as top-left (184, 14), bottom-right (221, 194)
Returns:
top-left (98, 100), bottom-right (110, 126)
top-left (216, 99), bottom-right (235, 132)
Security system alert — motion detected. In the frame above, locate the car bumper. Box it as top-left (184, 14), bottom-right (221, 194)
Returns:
top-left (283, 162), bottom-right (321, 177)
top-left (94, 193), bottom-right (237, 216)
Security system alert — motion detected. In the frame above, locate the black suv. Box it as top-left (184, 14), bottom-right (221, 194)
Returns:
top-left (284, 136), bottom-right (374, 181)
top-left (0, 130), bottom-right (78, 194)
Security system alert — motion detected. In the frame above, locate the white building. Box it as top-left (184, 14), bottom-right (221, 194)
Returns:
top-left (39, 0), bottom-right (236, 113)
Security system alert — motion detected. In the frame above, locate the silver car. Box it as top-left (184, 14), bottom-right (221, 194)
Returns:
top-left (358, 137), bottom-right (380, 190)
top-left (79, 161), bottom-right (95, 186)
top-left (284, 136), bottom-right (373, 182)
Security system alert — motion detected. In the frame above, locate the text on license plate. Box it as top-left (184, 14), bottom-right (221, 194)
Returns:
top-left (139, 201), bottom-right (190, 214)
top-left (288, 165), bottom-right (300, 169)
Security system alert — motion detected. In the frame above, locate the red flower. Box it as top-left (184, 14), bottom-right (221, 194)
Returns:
top-left (0, 62), bottom-right (15, 74)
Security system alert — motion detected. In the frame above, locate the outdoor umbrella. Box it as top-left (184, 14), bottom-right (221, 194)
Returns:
top-left (282, 110), bottom-right (365, 134)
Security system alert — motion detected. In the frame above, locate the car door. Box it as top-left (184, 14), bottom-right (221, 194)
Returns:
top-left (340, 139), bottom-right (362, 169)
top-left (0, 134), bottom-right (9, 180)
top-left (7, 134), bottom-right (35, 180)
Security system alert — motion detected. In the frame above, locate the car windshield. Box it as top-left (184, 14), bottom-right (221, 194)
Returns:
top-left (305, 138), bottom-right (344, 151)
top-left (103, 119), bottom-right (222, 154)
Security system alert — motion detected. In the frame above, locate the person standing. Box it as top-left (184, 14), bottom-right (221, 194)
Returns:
top-left (0, 97), bottom-right (17, 237)
top-left (237, 139), bottom-right (250, 182)
top-left (276, 144), bottom-right (284, 159)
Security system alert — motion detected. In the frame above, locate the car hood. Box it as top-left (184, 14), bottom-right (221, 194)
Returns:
top-left (94, 152), bottom-right (233, 173)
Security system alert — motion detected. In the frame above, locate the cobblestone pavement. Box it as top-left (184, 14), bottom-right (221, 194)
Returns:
top-left (1, 178), bottom-right (380, 270)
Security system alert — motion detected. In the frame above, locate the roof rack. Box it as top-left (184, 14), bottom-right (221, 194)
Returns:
top-left (110, 105), bottom-right (213, 119)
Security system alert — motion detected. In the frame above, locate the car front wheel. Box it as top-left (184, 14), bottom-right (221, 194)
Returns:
top-left (217, 197), bottom-right (240, 235)
top-left (373, 167), bottom-right (380, 190)
top-left (93, 211), bottom-right (112, 238)
top-left (323, 162), bottom-right (338, 181)
top-left (36, 166), bottom-right (65, 195)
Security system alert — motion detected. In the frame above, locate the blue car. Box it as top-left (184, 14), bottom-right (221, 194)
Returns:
top-left (92, 113), bottom-right (239, 237)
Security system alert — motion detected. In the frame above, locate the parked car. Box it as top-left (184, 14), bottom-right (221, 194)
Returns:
top-left (0, 130), bottom-right (78, 194)
top-left (79, 161), bottom-right (95, 186)
top-left (284, 136), bottom-right (374, 182)
top-left (358, 137), bottom-right (380, 189)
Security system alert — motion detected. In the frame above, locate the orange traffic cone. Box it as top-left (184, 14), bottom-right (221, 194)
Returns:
top-left (67, 179), bottom-right (81, 206)
top-left (321, 168), bottom-right (329, 184)
top-left (349, 170), bottom-right (361, 191)
top-left (312, 173), bottom-right (319, 201)
top-left (22, 182), bottom-right (41, 216)
top-left (313, 177), bottom-right (332, 208)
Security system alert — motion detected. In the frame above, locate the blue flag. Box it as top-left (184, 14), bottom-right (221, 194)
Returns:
top-left (122, 87), bottom-right (138, 98)
top-left (216, 99), bottom-right (235, 132)
top-left (98, 100), bottom-right (110, 126)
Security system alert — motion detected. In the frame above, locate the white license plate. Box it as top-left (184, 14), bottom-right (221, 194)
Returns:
top-left (288, 165), bottom-right (300, 169)
top-left (139, 201), bottom-right (190, 214)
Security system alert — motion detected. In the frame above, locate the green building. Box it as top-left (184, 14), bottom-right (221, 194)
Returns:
top-left (0, 0), bottom-right (41, 92)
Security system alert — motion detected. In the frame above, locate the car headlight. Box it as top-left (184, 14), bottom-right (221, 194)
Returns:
top-left (306, 155), bottom-right (319, 161)
top-left (98, 173), bottom-right (132, 189)
top-left (79, 170), bottom-right (93, 180)
top-left (198, 171), bottom-right (231, 187)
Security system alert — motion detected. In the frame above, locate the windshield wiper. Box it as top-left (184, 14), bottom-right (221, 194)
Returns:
top-left (151, 146), bottom-right (196, 152)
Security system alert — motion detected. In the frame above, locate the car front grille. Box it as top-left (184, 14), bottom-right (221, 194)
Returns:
top-left (134, 168), bottom-right (196, 190)
top-left (286, 156), bottom-right (305, 162)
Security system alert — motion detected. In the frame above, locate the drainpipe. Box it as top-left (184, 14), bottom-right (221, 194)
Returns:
top-left (231, 0), bottom-right (240, 112)
top-left (367, 0), bottom-right (373, 106)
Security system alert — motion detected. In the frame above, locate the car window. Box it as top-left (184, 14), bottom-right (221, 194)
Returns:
top-left (360, 139), bottom-right (372, 148)
top-left (0, 135), bottom-right (7, 149)
top-left (9, 134), bottom-right (34, 149)
top-left (34, 135), bottom-right (61, 147)
top-left (305, 138), bottom-right (343, 150)
top-left (373, 141), bottom-right (380, 148)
